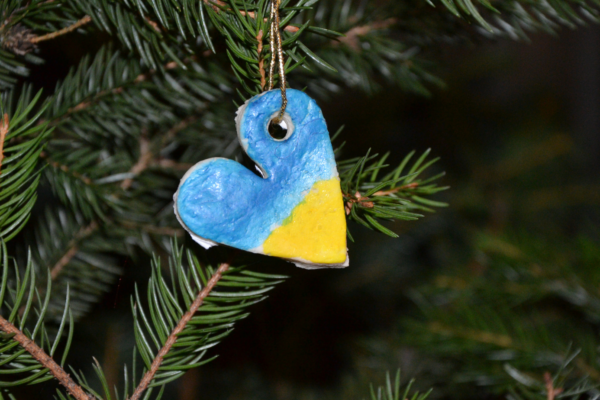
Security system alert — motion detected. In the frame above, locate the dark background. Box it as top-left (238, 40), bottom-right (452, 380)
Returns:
top-left (15, 21), bottom-right (600, 400)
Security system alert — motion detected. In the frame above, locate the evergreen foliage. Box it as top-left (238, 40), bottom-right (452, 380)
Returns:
top-left (0, 88), bottom-right (50, 242)
top-left (367, 370), bottom-right (431, 400)
top-left (404, 233), bottom-right (600, 398)
top-left (429, 0), bottom-right (600, 34)
top-left (126, 243), bottom-right (285, 399)
top-left (0, 242), bottom-right (74, 391)
top-left (339, 149), bottom-right (448, 239)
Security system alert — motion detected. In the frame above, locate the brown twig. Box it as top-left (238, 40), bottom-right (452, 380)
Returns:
top-left (50, 221), bottom-right (98, 280)
top-left (160, 115), bottom-right (200, 146)
top-left (46, 9), bottom-right (297, 123)
top-left (372, 182), bottom-right (419, 197)
top-left (40, 152), bottom-right (93, 185)
top-left (121, 138), bottom-right (152, 190)
top-left (52, 60), bottom-right (183, 124)
top-left (120, 114), bottom-right (200, 188)
top-left (150, 159), bottom-right (194, 170)
top-left (0, 114), bottom-right (8, 175)
top-left (336, 18), bottom-right (397, 50)
top-left (30, 15), bottom-right (92, 44)
top-left (120, 221), bottom-right (185, 237)
top-left (51, 247), bottom-right (78, 281)
top-left (427, 321), bottom-right (513, 348)
top-left (145, 17), bottom-right (161, 33)
top-left (204, 0), bottom-right (297, 32)
top-left (345, 191), bottom-right (374, 215)
top-left (257, 29), bottom-right (266, 89)
top-left (544, 371), bottom-right (563, 400)
top-left (203, 0), bottom-right (226, 12)
top-left (128, 262), bottom-right (230, 400)
top-left (0, 315), bottom-right (92, 400)
top-left (344, 183), bottom-right (419, 215)
top-left (240, 11), bottom-right (299, 33)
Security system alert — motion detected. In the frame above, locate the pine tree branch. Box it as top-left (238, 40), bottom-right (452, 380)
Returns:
top-left (0, 89), bottom-right (51, 241)
top-left (428, 0), bottom-right (600, 34)
top-left (339, 150), bottom-right (447, 237)
top-left (0, 314), bottom-right (92, 400)
top-left (48, 52), bottom-right (211, 125)
top-left (29, 15), bottom-right (92, 44)
top-left (0, 114), bottom-right (8, 175)
top-left (0, 0), bottom-right (57, 32)
top-left (48, 59), bottom-right (182, 126)
top-left (129, 261), bottom-right (230, 400)
top-left (203, 0), bottom-right (297, 32)
top-left (42, 131), bottom-right (168, 282)
top-left (120, 114), bottom-right (201, 189)
top-left (37, 114), bottom-right (204, 293)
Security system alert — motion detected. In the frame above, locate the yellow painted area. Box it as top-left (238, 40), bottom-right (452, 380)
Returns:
top-left (263, 179), bottom-right (347, 264)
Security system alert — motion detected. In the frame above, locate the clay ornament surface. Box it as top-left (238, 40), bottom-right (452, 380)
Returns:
top-left (173, 89), bottom-right (348, 269)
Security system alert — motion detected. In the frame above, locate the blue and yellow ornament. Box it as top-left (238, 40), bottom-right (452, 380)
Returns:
top-left (174, 0), bottom-right (347, 268)
top-left (173, 89), bottom-right (348, 269)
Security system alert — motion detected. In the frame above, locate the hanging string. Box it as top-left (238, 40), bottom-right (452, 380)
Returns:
top-left (267, 0), bottom-right (287, 123)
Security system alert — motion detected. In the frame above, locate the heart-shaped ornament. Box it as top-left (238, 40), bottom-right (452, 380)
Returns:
top-left (174, 89), bottom-right (348, 269)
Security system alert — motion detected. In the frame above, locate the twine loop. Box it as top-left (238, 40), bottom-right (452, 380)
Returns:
top-left (266, 0), bottom-right (287, 123)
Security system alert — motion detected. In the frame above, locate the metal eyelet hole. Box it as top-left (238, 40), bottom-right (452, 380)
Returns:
top-left (267, 112), bottom-right (294, 141)
top-left (268, 118), bottom-right (288, 140)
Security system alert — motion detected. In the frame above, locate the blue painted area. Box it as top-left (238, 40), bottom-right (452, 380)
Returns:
top-left (175, 89), bottom-right (337, 250)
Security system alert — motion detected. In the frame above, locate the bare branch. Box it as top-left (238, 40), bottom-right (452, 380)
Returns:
top-left (544, 371), bottom-right (563, 400)
top-left (160, 115), bottom-right (200, 147)
top-left (129, 262), bottom-right (230, 400)
top-left (0, 114), bottom-right (8, 175)
top-left (121, 114), bottom-right (200, 189)
top-left (30, 16), bottom-right (92, 44)
top-left (0, 315), bottom-right (92, 400)
top-left (50, 221), bottom-right (98, 280)
top-left (205, 0), bottom-right (298, 32)
top-left (344, 183), bottom-right (420, 215)
top-left (372, 182), bottom-right (419, 197)
top-left (257, 29), bottom-right (266, 90)
top-left (344, 191), bottom-right (374, 215)
top-left (336, 18), bottom-right (397, 50)
top-left (150, 158), bottom-right (194, 170)
top-left (120, 221), bottom-right (185, 237)
top-left (121, 138), bottom-right (152, 190)
top-left (51, 60), bottom-right (183, 124)
top-left (40, 152), bottom-right (93, 185)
